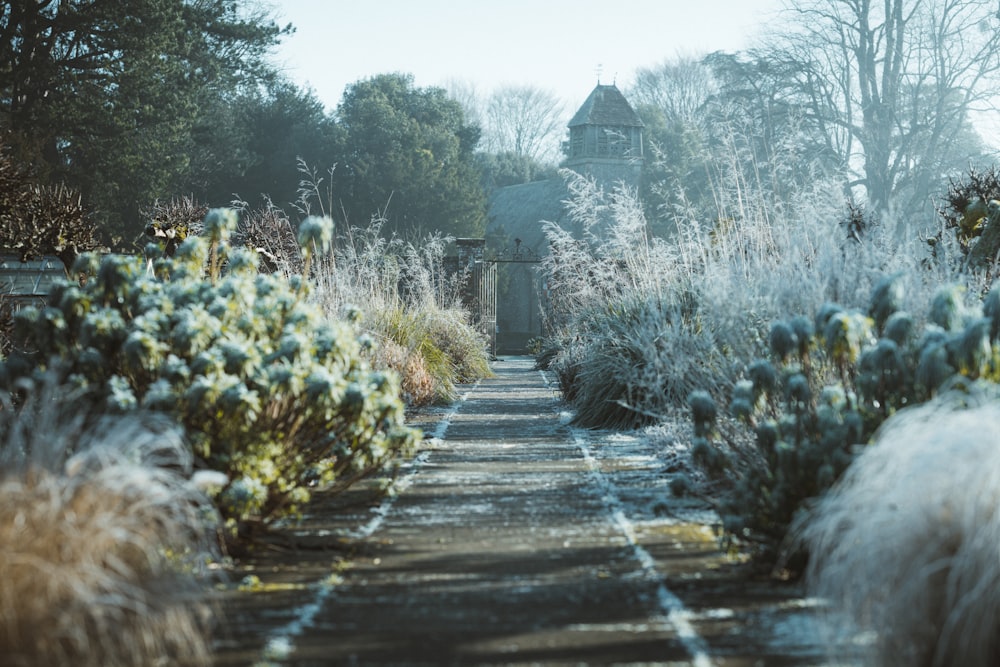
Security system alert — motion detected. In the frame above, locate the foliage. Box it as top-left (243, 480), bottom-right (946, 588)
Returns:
top-left (0, 139), bottom-right (101, 272)
top-left (696, 274), bottom-right (1000, 560)
top-left (475, 151), bottom-right (558, 193)
top-left (804, 388), bottom-right (1000, 666)
top-left (304, 211), bottom-right (493, 407)
top-left (1, 209), bottom-right (418, 536)
top-left (330, 73), bottom-right (487, 238)
top-left (1, 0), bottom-right (290, 241)
top-left (935, 165), bottom-right (1000, 268)
top-left (193, 80), bottom-right (341, 212)
top-left (0, 374), bottom-right (219, 666)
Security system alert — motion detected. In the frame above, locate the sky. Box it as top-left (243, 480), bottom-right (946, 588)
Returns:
top-left (269, 0), bottom-right (787, 114)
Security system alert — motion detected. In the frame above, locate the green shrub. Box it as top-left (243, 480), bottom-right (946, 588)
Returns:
top-left (2, 209), bottom-right (418, 537)
top-left (370, 306), bottom-right (465, 405)
top-left (697, 274), bottom-right (1000, 562)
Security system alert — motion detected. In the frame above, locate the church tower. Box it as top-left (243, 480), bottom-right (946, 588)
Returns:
top-left (563, 83), bottom-right (644, 188)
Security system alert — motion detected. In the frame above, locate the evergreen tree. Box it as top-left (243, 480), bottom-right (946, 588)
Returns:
top-left (331, 73), bottom-right (486, 239)
top-left (0, 0), bottom-right (290, 245)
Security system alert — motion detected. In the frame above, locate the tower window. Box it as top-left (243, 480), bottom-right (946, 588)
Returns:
top-left (570, 128), bottom-right (583, 157)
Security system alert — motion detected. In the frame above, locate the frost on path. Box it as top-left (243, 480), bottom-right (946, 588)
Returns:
top-left (216, 357), bottom-right (831, 667)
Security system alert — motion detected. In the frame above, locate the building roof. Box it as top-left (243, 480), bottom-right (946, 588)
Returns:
top-left (486, 177), bottom-right (570, 256)
top-left (568, 84), bottom-right (645, 128)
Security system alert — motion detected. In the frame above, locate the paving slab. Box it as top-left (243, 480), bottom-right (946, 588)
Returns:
top-left (212, 357), bottom-right (835, 666)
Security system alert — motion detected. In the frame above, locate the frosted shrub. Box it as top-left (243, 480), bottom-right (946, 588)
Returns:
top-left (0, 374), bottom-right (219, 667)
top-left (804, 386), bottom-right (1000, 667)
top-left (697, 273), bottom-right (1000, 560)
top-left (542, 170), bottom-right (923, 431)
top-left (554, 292), bottom-right (728, 429)
top-left (2, 209), bottom-right (418, 537)
top-left (543, 174), bottom-right (732, 428)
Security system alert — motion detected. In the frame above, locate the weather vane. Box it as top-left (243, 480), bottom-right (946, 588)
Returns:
top-left (595, 63), bottom-right (603, 84)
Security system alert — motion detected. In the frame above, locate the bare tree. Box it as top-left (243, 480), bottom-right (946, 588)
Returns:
top-left (629, 53), bottom-right (717, 125)
top-left (483, 84), bottom-right (566, 165)
top-left (444, 78), bottom-right (484, 132)
top-left (779, 0), bottom-right (1000, 220)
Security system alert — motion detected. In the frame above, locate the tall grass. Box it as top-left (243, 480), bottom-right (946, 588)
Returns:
top-left (543, 145), bottom-right (953, 431)
top-left (298, 185), bottom-right (493, 406)
top-left (544, 172), bottom-right (727, 428)
top-left (0, 374), bottom-right (220, 666)
top-left (802, 386), bottom-right (1000, 666)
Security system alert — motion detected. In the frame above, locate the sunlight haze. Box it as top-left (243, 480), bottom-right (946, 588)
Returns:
top-left (271, 1), bottom-right (786, 112)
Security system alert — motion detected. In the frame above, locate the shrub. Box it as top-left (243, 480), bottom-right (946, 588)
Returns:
top-left (308, 217), bottom-right (492, 407)
top-left (803, 386), bottom-right (1000, 666)
top-left (232, 197), bottom-right (304, 276)
top-left (2, 209), bottom-right (418, 537)
top-left (552, 293), bottom-right (728, 429)
top-left (938, 165), bottom-right (1000, 253)
top-left (371, 335), bottom-right (438, 408)
top-left (697, 274), bottom-right (1000, 561)
top-left (369, 306), bottom-right (461, 405)
top-left (0, 374), bottom-right (219, 667)
top-left (0, 139), bottom-right (101, 272)
top-left (142, 196), bottom-right (209, 257)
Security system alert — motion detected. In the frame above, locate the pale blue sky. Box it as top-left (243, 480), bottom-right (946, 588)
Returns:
top-left (269, 1), bottom-right (786, 112)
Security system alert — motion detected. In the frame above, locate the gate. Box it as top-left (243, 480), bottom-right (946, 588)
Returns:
top-left (490, 239), bottom-right (542, 355)
top-left (455, 239), bottom-right (544, 357)
top-left (455, 239), bottom-right (497, 357)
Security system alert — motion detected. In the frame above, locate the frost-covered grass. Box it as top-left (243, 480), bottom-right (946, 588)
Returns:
top-left (541, 159), bottom-right (989, 570)
top-left (309, 218), bottom-right (493, 406)
top-left (542, 169), bottom-right (935, 430)
top-left (802, 386), bottom-right (1000, 667)
top-left (0, 375), bottom-right (219, 667)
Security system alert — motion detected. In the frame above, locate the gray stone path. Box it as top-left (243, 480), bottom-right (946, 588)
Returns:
top-left (213, 357), bottom-right (832, 666)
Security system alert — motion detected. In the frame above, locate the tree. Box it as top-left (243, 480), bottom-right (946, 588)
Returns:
top-left (331, 73), bottom-right (486, 239)
top-left (483, 84), bottom-right (565, 165)
top-left (475, 151), bottom-right (558, 193)
top-left (778, 0), bottom-right (999, 220)
top-left (630, 54), bottom-right (716, 126)
top-left (701, 51), bottom-right (845, 205)
top-left (629, 52), bottom-right (840, 235)
top-left (0, 0), bottom-right (290, 244)
top-left (628, 56), bottom-right (717, 234)
top-left (191, 80), bottom-right (341, 210)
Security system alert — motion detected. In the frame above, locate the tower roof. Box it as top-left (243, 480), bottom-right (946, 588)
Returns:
top-left (568, 84), bottom-right (644, 128)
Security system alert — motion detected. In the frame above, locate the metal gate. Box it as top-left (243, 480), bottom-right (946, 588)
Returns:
top-left (456, 238), bottom-right (544, 357)
top-left (455, 239), bottom-right (498, 357)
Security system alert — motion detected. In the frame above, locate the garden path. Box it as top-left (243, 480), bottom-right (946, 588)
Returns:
top-left (213, 357), bottom-right (832, 666)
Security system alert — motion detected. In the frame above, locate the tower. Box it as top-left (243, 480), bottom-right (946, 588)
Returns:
top-left (563, 83), bottom-right (644, 188)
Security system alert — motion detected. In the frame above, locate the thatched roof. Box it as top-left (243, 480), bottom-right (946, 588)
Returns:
top-left (568, 84), bottom-right (644, 128)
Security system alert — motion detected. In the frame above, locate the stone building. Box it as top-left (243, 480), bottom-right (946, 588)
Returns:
top-left (485, 83), bottom-right (644, 354)
top-left (563, 83), bottom-right (645, 189)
